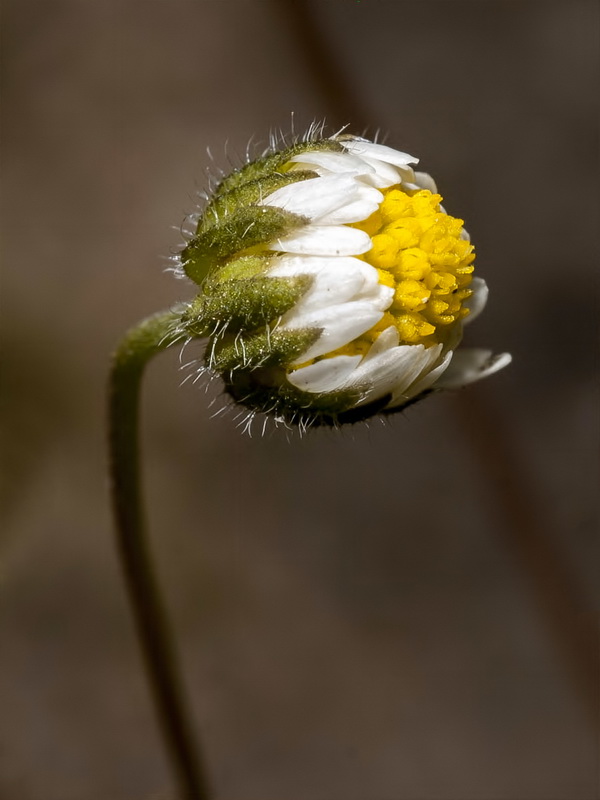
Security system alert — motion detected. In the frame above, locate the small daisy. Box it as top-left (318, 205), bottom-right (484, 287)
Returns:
top-left (180, 134), bottom-right (511, 426)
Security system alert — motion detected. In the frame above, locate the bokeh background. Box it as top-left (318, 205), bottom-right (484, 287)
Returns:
top-left (2, 1), bottom-right (599, 798)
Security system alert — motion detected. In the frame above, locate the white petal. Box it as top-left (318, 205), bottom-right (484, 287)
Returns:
top-left (341, 139), bottom-right (419, 167)
top-left (361, 325), bottom-right (399, 361)
top-left (434, 348), bottom-right (512, 389)
top-left (413, 171), bottom-right (438, 193)
top-left (354, 156), bottom-right (404, 188)
top-left (318, 185), bottom-right (383, 224)
top-left (267, 254), bottom-right (322, 278)
top-left (269, 253), bottom-right (362, 278)
top-left (388, 348), bottom-right (451, 407)
top-left (397, 165), bottom-right (417, 185)
top-left (287, 355), bottom-right (363, 393)
top-left (282, 266), bottom-right (366, 313)
top-left (357, 345), bottom-right (428, 402)
top-left (271, 225), bottom-right (371, 256)
top-left (363, 283), bottom-right (394, 311)
top-left (289, 150), bottom-right (375, 177)
top-left (269, 254), bottom-right (392, 312)
top-left (388, 343), bottom-right (443, 397)
top-left (284, 302), bottom-right (383, 362)
top-left (263, 174), bottom-right (365, 221)
top-left (463, 278), bottom-right (488, 325)
top-left (347, 344), bottom-right (434, 404)
top-left (269, 253), bottom-right (374, 281)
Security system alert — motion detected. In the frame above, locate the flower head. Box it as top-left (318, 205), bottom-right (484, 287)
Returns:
top-left (179, 133), bottom-right (511, 427)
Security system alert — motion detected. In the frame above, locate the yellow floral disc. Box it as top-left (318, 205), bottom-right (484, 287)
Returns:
top-left (339, 187), bottom-right (475, 355)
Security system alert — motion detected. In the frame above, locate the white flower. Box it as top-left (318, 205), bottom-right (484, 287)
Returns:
top-left (181, 134), bottom-right (511, 426)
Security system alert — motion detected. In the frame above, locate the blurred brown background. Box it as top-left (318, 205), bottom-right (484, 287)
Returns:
top-left (1, 1), bottom-right (599, 798)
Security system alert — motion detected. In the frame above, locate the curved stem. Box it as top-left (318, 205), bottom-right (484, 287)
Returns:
top-left (108, 307), bottom-right (211, 800)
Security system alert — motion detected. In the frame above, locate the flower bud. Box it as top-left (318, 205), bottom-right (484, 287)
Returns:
top-left (178, 134), bottom-right (511, 427)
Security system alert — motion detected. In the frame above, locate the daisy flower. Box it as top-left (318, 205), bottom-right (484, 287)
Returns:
top-left (179, 133), bottom-right (511, 427)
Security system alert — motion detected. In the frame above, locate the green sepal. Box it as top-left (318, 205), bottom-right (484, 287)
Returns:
top-left (183, 272), bottom-right (312, 334)
top-left (198, 170), bottom-right (317, 235)
top-left (213, 138), bottom-right (344, 199)
top-left (223, 368), bottom-right (373, 427)
top-left (181, 206), bottom-right (306, 285)
top-left (209, 328), bottom-right (320, 373)
top-left (205, 254), bottom-right (272, 284)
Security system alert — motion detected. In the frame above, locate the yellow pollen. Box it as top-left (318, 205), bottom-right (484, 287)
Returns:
top-left (348, 186), bottom-right (475, 352)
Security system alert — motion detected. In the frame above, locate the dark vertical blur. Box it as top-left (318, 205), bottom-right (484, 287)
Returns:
top-left (2, 1), bottom-right (598, 799)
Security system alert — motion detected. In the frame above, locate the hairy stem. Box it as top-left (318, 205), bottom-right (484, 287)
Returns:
top-left (108, 307), bottom-right (211, 800)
